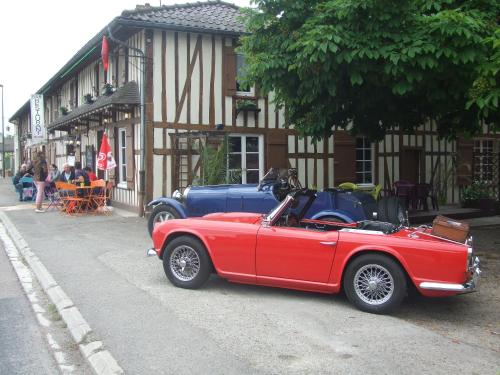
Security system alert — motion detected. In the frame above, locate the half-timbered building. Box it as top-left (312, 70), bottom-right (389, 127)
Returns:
top-left (9, 1), bottom-right (499, 214)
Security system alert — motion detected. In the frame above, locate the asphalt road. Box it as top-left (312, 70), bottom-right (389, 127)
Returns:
top-left (0, 178), bottom-right (499, 374)
top-left (0, 241), bottom-right (58, 375)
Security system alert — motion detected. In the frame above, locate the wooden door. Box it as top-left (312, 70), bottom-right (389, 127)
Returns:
top-left (400, 148), bottom-right (422, 183)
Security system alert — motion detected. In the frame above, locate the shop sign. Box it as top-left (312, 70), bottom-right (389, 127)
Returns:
top-left (30, 94), bottom-right (45, 141)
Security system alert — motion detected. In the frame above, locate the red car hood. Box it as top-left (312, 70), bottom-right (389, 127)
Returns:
top-left (201, 212), bottom-right (263, 224)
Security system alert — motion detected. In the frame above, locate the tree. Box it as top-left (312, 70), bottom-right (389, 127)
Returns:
top-left (239, 0), bottom-right (500, 141)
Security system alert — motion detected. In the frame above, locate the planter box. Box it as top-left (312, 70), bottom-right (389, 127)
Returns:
top-left (461, 200), bottom-right (479, 208)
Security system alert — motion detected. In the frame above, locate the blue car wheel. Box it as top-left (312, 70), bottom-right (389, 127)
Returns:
top-left (148, 205), bottom-right (180, 236)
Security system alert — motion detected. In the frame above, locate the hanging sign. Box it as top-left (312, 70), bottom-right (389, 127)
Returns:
top-left (30, 94), bottom-right (45, 141)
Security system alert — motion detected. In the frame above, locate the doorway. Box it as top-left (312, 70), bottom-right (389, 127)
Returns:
top-left (400, 148), bottom-right (423, 183)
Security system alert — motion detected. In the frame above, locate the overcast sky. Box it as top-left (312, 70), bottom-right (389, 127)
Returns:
top-left (0, 0), bottom-right (251, 134)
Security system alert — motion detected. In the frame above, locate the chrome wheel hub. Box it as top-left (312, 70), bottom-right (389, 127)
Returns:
top-left (354, 264), bottom-right (394, 305)
top-left (170, 245), bottom-right (200, 281)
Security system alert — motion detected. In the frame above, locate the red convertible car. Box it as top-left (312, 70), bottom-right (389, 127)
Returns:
top-left (150, 190), bottom-right (481, 314)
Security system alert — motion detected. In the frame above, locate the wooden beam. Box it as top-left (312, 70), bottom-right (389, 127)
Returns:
top-left (174, 34), bottom-right (202, 124)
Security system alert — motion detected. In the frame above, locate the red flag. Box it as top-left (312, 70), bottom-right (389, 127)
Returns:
top-left (101, 35), bottom-right (109, 83)
top-left (97, 134), bottom-right (116, 171)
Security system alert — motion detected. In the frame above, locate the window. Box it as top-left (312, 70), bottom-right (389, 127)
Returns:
top-left (236, 54), bottom-right (254, 96)
top-left (355, 137), bottom-right (372, 184)
top-left (118, 128), bottom-right (127, 186)
top-left (228, 135), bottom-right (263, 184)
top-left (474, 140), bottom-right (494, 183)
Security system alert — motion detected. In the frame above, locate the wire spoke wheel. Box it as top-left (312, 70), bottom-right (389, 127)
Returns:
top-left (154, 211), bottom-right (174, 224)
top-left (170, 245), bottom-right (201, 281)
top-left (353, 264), bottom-right (394, 305)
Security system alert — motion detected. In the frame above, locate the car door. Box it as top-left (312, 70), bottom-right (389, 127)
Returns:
top-left (255, 226), bottom-right (339, 283)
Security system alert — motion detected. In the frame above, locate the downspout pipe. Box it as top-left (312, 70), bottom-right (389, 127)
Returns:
top-left (107, 26), bottom-right (146, 217)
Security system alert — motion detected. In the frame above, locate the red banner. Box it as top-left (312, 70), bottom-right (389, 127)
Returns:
top-left (101, 35), bottom-right (109, 82)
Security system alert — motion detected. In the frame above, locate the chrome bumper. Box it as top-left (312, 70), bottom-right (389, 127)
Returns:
top-left (419, 256), bottom-right (481, 294)
top-left (146, 247), bottom-right (158, 257)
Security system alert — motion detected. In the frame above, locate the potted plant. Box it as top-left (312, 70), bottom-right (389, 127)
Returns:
top-left (101, 83), bottom-right (114, 96)
top-left (83, 93), bottom-right (94, 104)
top-left (461, 180), bottom-right (492, 208)
top-left (236, 99), bottom-right (259, 112)
top-left (60, 106), bottom-right (69, 116)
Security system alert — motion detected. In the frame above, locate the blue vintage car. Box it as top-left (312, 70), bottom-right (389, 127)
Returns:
top-left (147, 169), bottom-right (405, 236)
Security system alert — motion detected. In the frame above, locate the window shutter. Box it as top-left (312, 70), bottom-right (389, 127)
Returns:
top-left (126, 124), bottom-right (135, 189)
top-left (333, 131), bottom-right (356, 186)
top-left (223, 45), bottom-right (237, 96)
top-left (456, 137), bottom-right (473, 186)
top-left (266, 131), bottom-right (288, 169)
top-left (107, 130), bottom-right (116, 184)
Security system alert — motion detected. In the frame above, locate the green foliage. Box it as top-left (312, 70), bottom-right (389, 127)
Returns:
top-left (192, 136), bottom-right (242, 185)
top-left (60, 106), bottom-right (69, 115)
top-left (239, 0), bottom-right (500, 141)
top-left (461, 179), bottom-right (493, 202)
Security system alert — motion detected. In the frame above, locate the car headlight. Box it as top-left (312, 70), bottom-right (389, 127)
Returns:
top-left (172, 190), bottom-right (182, 200)
top-left (182, 186), bottom-right (191, 201)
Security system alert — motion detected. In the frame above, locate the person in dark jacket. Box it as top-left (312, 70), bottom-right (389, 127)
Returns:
top-left (33, 151), bottom-right (48, 212)
top-left (58, 163), bottom-right (75, 183)
top-left (13, 164), bottom-right (30, 201)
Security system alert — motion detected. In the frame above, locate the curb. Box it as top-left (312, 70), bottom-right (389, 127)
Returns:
top-left (0, 212), bottom-right (123, 375)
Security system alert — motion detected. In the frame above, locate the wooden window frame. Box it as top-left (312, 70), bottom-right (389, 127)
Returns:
top-left (228, 134), bottom-right (264, 184)
top-left (117, 128), bottom-right (127, 188)
top-left (355, 137), bottom-right (373, 185)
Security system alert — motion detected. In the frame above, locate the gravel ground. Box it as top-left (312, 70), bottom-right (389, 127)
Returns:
top-left (395, 226), bottom-right (500, 353)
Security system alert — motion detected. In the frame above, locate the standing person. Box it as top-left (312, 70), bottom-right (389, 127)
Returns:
top-left (84, 166), bottom-right (98, 182)
top-left (33, 151), bottom-right (48, 213)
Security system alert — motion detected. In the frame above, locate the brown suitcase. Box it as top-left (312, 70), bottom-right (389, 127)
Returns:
top-left (432, 215), bottom-right (470, 243)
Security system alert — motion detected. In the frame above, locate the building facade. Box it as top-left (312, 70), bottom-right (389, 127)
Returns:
top-left (9, 1), bottom-right (499, 214)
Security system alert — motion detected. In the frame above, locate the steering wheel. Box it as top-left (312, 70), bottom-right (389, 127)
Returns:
top-left (285, 213), bottom-right (299, 227)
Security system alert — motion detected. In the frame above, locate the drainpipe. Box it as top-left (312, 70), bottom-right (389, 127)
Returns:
top-left (107, 26), bottom-right (146, 217)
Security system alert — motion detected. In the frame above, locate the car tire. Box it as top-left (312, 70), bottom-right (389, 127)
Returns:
top-left (148, 205), bottom-right (180, 237)
top-left (343, 253), bottom-right (407, 314)
top-left (377, 197), bottom-right (407, 225)
top-left (163, 236), bottom-right (211, 289)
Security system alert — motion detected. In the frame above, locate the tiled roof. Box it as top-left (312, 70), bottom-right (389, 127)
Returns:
top-left (119, 1), bottom-right (245, 34)
top-left (48, 82), bottom-right (140, 130)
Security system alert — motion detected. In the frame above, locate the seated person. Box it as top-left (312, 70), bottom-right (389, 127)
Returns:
top-left (74, 162), bottom-right (90, 186)
top-left (47, 164), bottom-right (61, 186)
top-left (74, 162), bottom-right (91, 199)
top-left (58, 163), bottom-right (75, 183)
top-left (84, 166), bottom-right (98, 182)
top-left (13, 164), bottom-right (31, 201)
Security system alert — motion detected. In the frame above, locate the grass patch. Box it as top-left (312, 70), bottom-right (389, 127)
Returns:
top-left (47, 303), bottom-right (62, 321)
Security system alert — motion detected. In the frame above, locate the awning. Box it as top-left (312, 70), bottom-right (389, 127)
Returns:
top-left (48, 81), bottom-right (140, 131)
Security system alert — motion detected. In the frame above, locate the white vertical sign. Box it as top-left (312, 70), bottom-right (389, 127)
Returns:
top-left (30, 94), bottom-right (45, 141)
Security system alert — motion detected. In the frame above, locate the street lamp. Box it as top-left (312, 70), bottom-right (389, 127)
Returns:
top-left (0, 84), bottom-right (4, 178)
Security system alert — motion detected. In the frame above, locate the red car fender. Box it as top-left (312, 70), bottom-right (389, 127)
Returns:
top-left (157, 228), bottom-right (220, 269)
top-left (329, 244), bottom-right (415, 291)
